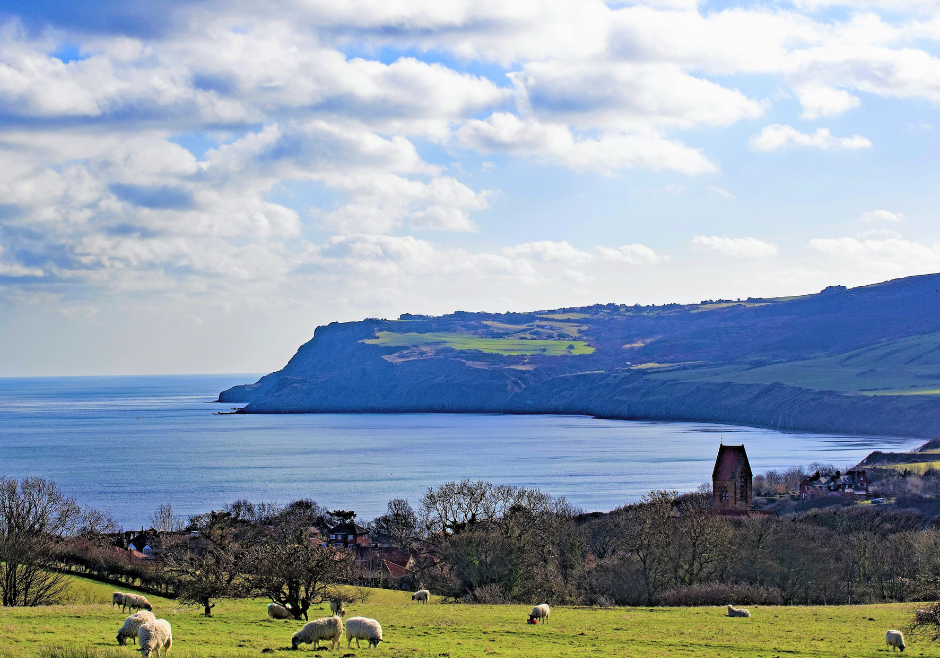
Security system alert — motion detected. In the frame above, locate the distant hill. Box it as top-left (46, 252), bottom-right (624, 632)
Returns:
top-left (220, 272), bottom-right (940, 438)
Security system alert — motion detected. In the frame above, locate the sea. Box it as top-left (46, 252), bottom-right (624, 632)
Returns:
top-left (0, 374), bottom-right (925, 529)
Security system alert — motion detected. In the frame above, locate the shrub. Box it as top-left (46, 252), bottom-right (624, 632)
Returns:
top-left (658, 582), bottom-right (783, 607)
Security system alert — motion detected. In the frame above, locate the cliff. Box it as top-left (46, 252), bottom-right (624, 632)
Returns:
top-left (220, 272), bottom-right (940, 438)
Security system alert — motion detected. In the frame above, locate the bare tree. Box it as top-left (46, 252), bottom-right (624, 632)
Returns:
top-left (150, 504), bottom-right (185, 534)
top-left (248, 541), bottom-right (354, 620)
top-left (0, 477), bottom-right (85, 606)
top-left (370, 499), bottom-right (418, 548)
top-left (160, 510), bottom-right (253, 615)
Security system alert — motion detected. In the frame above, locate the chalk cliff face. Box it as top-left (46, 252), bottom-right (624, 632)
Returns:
top-left (220, 273), bottom-right (940, 438)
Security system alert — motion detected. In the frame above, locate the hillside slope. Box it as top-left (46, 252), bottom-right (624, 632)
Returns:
top-left (220, 273), bottom-right (940, 438)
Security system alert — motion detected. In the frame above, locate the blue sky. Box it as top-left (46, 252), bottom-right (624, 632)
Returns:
top-left (0, 0), bottom-right (939, 376)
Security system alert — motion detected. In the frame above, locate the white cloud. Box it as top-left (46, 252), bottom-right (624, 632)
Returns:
top-left (795, 85), bottom-right (861, 119)
top-left (707, 186), bottom-right (735, 199)
top-left (691, 236), bottom-right (779, 258)
top-left (597, 244), bottom-right (664, 264)
top-left (807, 236), bottom-right (940, 272)
top-left (502, 241), bottom-right (593, 263)
top-left (857, 209), bottom-right (905, 222)
top-left (749, 125), bottom-right (872, 151)
top-left (458, 113), bottom-right (716, 175)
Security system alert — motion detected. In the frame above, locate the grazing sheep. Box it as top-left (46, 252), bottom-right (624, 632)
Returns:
top-left (268, 603), bottom-right (293, 620)
top-left (123, 593), bottom-right (153, 613)
top-left (726, 604), bottom-right (751, 618)
top-left (117, 611), bottom-right (156, 646)
top-left (113, 592), bottom-right (126, 610)
top-left (345, 617), bottom-right (382, 649)
top-left (330, 599), bottom-right (346, 617)
top-left (412, 590), bottom-right (430, 604)
top-left (291, 616), bottom-right (344, 651)
top-left (886, 630), bottom-right (906, 652)
top-left (137, 619), bottom-right (172, 658)
top-left (529, 604), bottom-right (550, 624)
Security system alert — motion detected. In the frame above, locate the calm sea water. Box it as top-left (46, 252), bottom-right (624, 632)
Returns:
top-left (0, 374), bottom-right (924, 528)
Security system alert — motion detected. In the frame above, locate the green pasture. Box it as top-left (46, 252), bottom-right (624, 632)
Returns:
top-left (1, 575), bottom-right (937, 658)
top-left (363, 331), bottom-right (594, 356)
top-left (651, 332), bottom-right (940, 394)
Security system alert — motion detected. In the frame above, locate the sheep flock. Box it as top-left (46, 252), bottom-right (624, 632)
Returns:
top-left (97, 588), bottom-right (918, 654)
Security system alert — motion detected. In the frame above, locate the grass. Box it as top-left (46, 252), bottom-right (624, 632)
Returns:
top-left (650, 332), bottom-right (940, 394)
top-left (0, 574), bottom-right (937, 658)
top-left (882, 461), bottom-right (940, 474)
top-left (363, 332), bottom-right (594, 356)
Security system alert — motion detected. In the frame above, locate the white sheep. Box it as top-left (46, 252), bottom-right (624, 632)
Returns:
top-left (113, 592), bottom-right (126, 610)
top-left (137, 619), bottom-right (172, 658)
top-left (412, 590), bottom-right (430, 604)
top-left (117, 611), bottom-right (156, 646)
top-left (886, 630), bottom-right (906, 652)
top-left (529, 604), bottom-right (550, 624)
top-left (345, 617), bottom-right (383, 649)
top-left (330, 599), bottom-right (346, 617)
top-left (291, 616), bottom-right (344, 651)
top-left (726, 604), bottom-right (751, 618)
top-left (268, 602), bottom-right (293, 620)
top-left (123, 593), bottom-right (153, 613)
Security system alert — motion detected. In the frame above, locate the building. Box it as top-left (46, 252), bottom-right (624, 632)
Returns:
top-left (327, 522), bottom-right (371, 548)
top-left (712, 444), bottom-right (753, 511)
top-left (800, 470), bottom-right (869, 497)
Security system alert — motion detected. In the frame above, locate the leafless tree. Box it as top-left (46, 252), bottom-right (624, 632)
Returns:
top-left (0, 477), bottom-right (87, 606)
top-left (150, 504), bottom-right (185, 534)
top-left (248, 541), bottom-right (354, 620)
top-left (160, 510), bottom-right (253, 615)
top-left (370, 498), bottom-right (418, 548)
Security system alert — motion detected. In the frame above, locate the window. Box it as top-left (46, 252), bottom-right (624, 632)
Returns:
top-left (720, 492), bottom-right (729, 502)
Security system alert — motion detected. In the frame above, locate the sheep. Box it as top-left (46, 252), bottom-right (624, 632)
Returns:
top-left (330, 599), bottom-right (346, 617)
top-left (113, 592), bottom-right (126, 610)
top-left (345, 617), bottom-right (382, 649)
top-left (528, 604), bottom-right (550, 624)
top-left (117, 611), bottom-right (156, 646)
top-left (412, 590), bottom-right (430, 604)
top-left (291, 616), bottom-right (344, 651)
top-left (137, 619), bottom-right (172, 658)
top-left (726, 604), bottom-right (751, 618)
top-left (886, 630), bottom-right (906, 652)
top-left (123, 593), bottom-right (153, 613)
top-left (268, 602), bottom-right (293, 620)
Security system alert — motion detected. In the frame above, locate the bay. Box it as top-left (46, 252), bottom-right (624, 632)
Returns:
top-left (0, 374), bottom-right (923, 528)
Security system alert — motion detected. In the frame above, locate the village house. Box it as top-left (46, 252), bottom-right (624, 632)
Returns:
top-left (327, 521), bottom-right (371, 548)
top-left (799, 470), bottom-right (869, 497)
top-left (712, 444), bottom-right (753, 511)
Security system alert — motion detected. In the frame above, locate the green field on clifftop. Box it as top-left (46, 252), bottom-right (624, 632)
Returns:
top-left (0, 575), bottom-right (935, 658)
top-left (363, 331), bottom-right (595, 356)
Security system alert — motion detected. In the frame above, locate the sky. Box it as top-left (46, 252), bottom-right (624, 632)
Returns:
top-left (1, 0), bottom-right (940, 376)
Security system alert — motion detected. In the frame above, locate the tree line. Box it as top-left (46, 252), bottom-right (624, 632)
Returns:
top-left (4, 475), bottom-right (940, 613)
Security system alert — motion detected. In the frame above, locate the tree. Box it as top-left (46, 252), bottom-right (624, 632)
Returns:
top-left (0, 477), bottom-right (88, 606)
top-left (160, 511), bottom-right (252, 615)
top-left (150, 504), bottom-right (185, 534)
top-left (370, 499), bottom-right (418, 548)
top-left (248, 540), bottom-right (353, 620)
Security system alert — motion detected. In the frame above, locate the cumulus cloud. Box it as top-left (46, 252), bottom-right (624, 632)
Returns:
top-left (691, 236), bottom-right (779, 258)
top-left (458, 113), bottom-right (716, 174)
top-left (857, 209), bottom-right (905, 222)
top-left (597, 244), bottom-right (664, 264)
top-left (749, 125), bottom-right (872, 151)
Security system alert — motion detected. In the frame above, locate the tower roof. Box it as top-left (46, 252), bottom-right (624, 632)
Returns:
top-left (712, 444), bottom-right (751, 481)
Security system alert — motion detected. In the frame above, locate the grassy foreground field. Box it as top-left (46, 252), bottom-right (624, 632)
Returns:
top-left (0, 576), bottom-right (937, 658)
